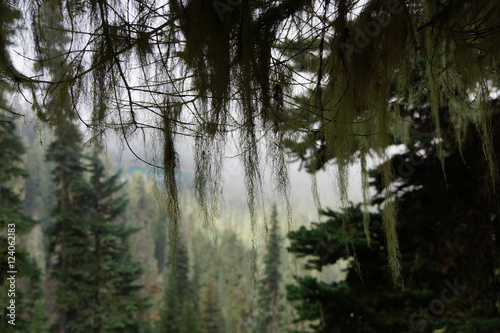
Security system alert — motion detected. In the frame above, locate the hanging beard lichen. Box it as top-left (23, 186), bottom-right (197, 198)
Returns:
top-left (13, 0), bottom-right (500, 284)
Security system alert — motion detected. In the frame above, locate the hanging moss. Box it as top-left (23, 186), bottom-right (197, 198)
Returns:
top-left (16, 0), bottom-right (500, 285)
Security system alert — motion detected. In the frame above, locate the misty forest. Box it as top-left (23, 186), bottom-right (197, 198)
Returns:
top-left (1, 0), bottom-right (500, 332)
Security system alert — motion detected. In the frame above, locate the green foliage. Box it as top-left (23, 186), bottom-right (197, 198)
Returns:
top-left (21, 258), bottom-right (49, 333)
top-left (217, 229), bottom-right (254, 333)
top-left (0, 0), bottom-right (23, 90)
top-left (287, 205), bottom-right (405, 332)
top-left (0, 115), bottom-right (41, 331)
top-left (201, 279), bottom-right (225, 333)
top-left (0, 116), bottom-right (36, 232)
top-left (126, 171), bottom-right (161, 299)
top-left (187, 227), bottom-right (257, 333)
top-left (255, 205), bottom-right (284, 333)
top-left (23, 129), bottom-right (55, 222)
top-left (159, 240), bottom-right (201, 333)
top-left (47, 122), bottom-right (149, 332)
top-left (286, 114), bottom-right (500, 332)
top-left (179, 300), bottom-right (202, 333)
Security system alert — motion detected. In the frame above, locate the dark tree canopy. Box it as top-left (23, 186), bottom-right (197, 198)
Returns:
top-left (3, 0), bottom-right (500, 281)
top-left (287, 115), bottom-right (500, 332)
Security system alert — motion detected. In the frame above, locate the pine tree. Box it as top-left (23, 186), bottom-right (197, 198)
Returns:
top-left (255, 205), bottom-right (283, 333)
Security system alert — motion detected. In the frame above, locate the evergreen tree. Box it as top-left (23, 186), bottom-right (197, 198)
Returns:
top-left (159, 240), bottom-right (201, 333)
top-left (286, 205), bottom-right (402, 332)
top-left (47, 123), bottom-right (149, 332)
top-left (46, 122), bottom-right (93, 332)
top-left (21, 258), bottom-right (49, 333)
top-left (86, 151), bottom-right (150, 332)
top-left (0, 115), bottom-right (39, 331)
top-left (255, 205), bottom-right (283, 333)
top-left (126, 171), bottom-right (160, 294)
top-left (23, 134), bottom-right (55, 270)
top-left (179, 300), bottom-right (202, 333)
top-left (201, 279), bottom-right (225, 333)
top-left (286, 115), bottom-right (500, 332)
top-left (218, 229), bottom-right (255, 333)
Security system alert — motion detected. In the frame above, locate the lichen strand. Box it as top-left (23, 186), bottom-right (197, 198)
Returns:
top-left (193, 129), bottom-right (225, 235)
top-left (319, 9), bottom-right (409, 278)
top-left (241, 114), bottom-right (262, 288)
top-left (162, 106), bottom-right (181, 256)
top-left (420, 0), bottom-right (500, 187)
top-left (24, 0), bottom-right (500, 284)
top-left (424, 28), bottom-right (446, 182)
top-left (317, 0), bottom-right (500, 282)
top-left (360, 149), bottom-right (371, 248)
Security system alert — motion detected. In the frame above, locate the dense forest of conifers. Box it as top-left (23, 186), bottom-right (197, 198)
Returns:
top-left (1, 116), bottom-right (302, 332)
top-left (2, 108), bottom-right (500, 332)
